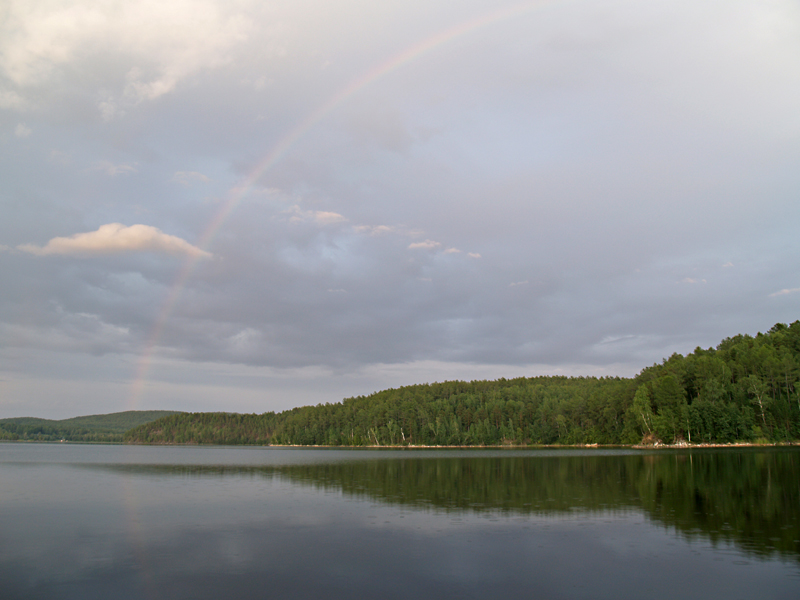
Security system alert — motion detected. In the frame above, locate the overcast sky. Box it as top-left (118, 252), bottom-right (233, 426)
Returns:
top-left (1, 0), bottom-right (799, 419)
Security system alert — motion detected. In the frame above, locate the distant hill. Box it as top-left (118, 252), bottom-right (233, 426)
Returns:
top-left (0, 410), bottom-right (182, 442)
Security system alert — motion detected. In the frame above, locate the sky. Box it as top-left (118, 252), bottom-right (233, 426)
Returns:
top-left (1, 0), bottom-right (799, 419)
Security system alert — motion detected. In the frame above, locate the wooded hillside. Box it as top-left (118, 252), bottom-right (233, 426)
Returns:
top-left (125, 321), bottom-right (800, 446)
top-left (0, 410), bottom-right (182, 442)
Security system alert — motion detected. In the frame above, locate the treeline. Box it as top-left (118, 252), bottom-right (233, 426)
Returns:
top-left (125, 412), bottom-right (274, 445)
top-left (0, 410), bottom-right (181, 442)
top-left (125, 321), bottom-right (800, 446)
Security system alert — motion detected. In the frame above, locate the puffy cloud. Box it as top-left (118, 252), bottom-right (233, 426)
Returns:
top-left (17, 223), bottom-right (211, 258)
top-left (0, 0), bottom-right (257, 111)
top-left (408, 239), bottom-right (441, 250)
top-left (353, 225), bottom-right (394, 236)
top-left (313, 211), bottom-right (348, 225)
top-left (283, 206), bottom-right (347, 226)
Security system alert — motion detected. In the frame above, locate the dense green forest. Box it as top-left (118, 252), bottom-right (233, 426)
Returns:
top-left (126, 321), bottom-right (800, 446)
top-left (0, 410), bottom-right (181, 442)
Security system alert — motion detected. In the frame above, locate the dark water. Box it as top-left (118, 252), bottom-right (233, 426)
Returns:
top-left (1, 444), bottom-right (798, 599)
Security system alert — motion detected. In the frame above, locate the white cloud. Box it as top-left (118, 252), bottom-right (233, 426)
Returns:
top-left (17, 223), bottom-right (211, 258)
top-left (0, 0), bottom-right (257, 111)
top-left (769, 287), bottom-right (800, 297)
top-left (722, 262), bottom-right (734, 268)
top-left (408, 239), bottom-right (441, 250)
top-left (509, 280), bottom-right (528, 287)
top-left (681, 278), bottom-right (707, 284)
top-left (313, 211), bottom-right (347, 225)
top-left (284, 205), bottom-right (347, 225)
top-left (468, 253), bottom-right (482, 259)
top-left (444, 247), bottom-right (461, 254)
top-left (14, 123), bottom-right (31, 138)
top-left (353, 224), bottom-right (394, 236)
top-left (173, 171), bottom-right (211, 186)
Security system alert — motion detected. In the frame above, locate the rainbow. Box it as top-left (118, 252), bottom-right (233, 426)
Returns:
top-left (126, 0), bottom-right (552, 410)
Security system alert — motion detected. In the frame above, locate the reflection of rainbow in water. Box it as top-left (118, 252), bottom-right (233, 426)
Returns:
top-left (126, 1), bottom-right (552, 410)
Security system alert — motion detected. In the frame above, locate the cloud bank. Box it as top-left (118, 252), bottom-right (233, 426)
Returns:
top-left (0, 0), bottom-right (798, 419)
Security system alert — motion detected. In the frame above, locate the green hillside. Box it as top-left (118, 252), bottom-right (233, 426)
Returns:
top-left (0, 410), bottom-right (182, 442)
top-left (126, 321), bottom-right (800, 446)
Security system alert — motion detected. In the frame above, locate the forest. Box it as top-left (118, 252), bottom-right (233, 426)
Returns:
top-left (125, 321), bottom-right (800, 446)
top-left (0, 410), bottom-right (180, 442)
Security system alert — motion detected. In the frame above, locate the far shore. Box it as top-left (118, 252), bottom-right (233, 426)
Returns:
top-left (119, 440), bottom-right (800, 449)
top-left (5, 439), bottom-right (799, 449)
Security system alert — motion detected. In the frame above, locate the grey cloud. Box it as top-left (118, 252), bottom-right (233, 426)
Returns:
top-left (1, 0), bottom-right (799, 417)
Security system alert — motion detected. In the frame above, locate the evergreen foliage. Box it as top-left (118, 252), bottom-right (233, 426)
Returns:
top-left (124, 321), bottom-right (800, 446)
top-left (0, 410), bottom-right (182, 442)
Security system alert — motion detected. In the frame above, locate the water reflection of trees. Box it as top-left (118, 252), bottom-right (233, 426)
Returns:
top-left (87, 449), bottom-right (799, 561)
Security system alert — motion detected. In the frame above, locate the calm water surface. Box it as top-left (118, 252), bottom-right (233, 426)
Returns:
top-left (1, 443), bottom-right (798, 599)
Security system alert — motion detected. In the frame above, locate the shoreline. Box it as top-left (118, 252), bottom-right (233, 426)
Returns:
top-left (5, 439), bottom-right (799, 449)
top-left (121, 440), bottom-right (800, 449)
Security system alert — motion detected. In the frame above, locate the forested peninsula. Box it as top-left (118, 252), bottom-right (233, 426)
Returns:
top-left (125, 322), bottom-right (800, 446)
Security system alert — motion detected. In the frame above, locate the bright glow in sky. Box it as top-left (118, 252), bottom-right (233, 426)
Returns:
top-left (2, 0), bottom-right (799, 418)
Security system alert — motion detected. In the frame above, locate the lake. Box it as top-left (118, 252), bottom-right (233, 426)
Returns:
top-left (1, 443), bottom-right (798, 599)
